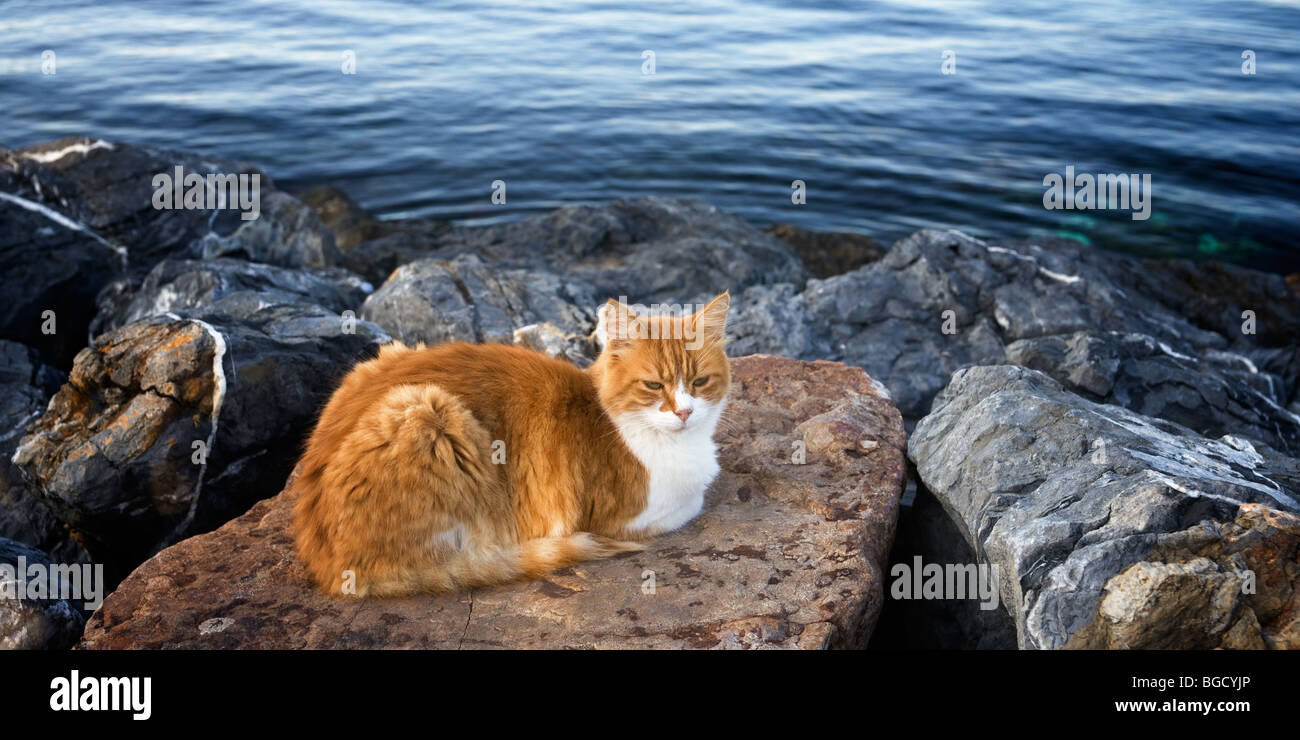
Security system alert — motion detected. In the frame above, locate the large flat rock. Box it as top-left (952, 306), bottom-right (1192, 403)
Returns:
top-left (79, 355), bottom-right (906, 649)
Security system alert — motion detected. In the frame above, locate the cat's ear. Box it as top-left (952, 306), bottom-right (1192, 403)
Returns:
top-left (693, 291), bottom-right (730, 344)
top-left (596, 298), bottom-right (639, 351)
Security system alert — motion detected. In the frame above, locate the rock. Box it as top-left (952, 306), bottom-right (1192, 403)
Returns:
top-left (1287, 273), bottom-right (1299, 299)
top-left (731, 229), bottom-right (1300, 442)
top-left (78, 356), bottom-right (906, 649)
top-left (1, 137), bottom-right (347, 367)
top-left (0, 180), bottom-right (126, 368)
top-left (360, 254), bottom-right (599, 365)
top-left (297, 186), bottom-right (391, 253)
top-left (0, 341), bottom-right (88, 565)
top-left (766, 223), bottom-right (885, 278)
top-left (198, 190), bottom-right (340, 269)
top-left (0, 538), bottom-right (87, 650)
top-left (1067, 503), bottom-right (1300, 649)
top-left (511, 322), bottom-right (594, 366)
top-left (91, 258), bottom-right (373, 335)
top-left (12, 303), bottom-right (388, 582)
top-left (348, 197), bottom-right (808, 307)
top-left (1129, 257), bottom-right (1300, 347)
top-left (297, 185), bottom-right (451, 261)
top-left (1006, 331), bottom-right (1300, 455)
top-left (1064, 504), bottom-right (1300, 649)
top-left (2, 137), bottom-right (259, 271)
top-left (908, 364), bottom-right (1300, 649)
top-left (338, 229), bottom-right (452, 286)
top-left (0, 338), bottom-right (64, 401)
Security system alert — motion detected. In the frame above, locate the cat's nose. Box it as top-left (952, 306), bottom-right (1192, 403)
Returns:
top-left (675, 408), bottom-right (693, 423)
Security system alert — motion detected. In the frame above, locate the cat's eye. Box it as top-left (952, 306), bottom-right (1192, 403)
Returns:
top-left (692, 376), bottom-right (709, 387)
top-left (643, 381), bottom-right (664, 390)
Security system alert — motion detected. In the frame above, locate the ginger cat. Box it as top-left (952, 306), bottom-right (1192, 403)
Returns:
top-left (292, 292), bottom-right (731, 596)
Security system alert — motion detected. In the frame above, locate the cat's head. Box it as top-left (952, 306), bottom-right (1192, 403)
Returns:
top-left (591, 291), bottom-right (731, 435)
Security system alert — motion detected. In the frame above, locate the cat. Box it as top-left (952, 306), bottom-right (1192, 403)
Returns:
top-left (291, 291), bottom-right (731, 596)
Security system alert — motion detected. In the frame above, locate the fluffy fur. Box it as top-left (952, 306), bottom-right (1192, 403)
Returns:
top-left (292, 292), bottom-right (731, 596)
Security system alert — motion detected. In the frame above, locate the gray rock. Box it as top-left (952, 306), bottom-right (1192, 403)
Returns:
top-left (1007, 331), bottom-right (1300, 455)
top-left (0, 179), bottom-right (126, 368)
top-left (91, 258), bottom-right (373, 335)
top-left (0, 538), bottom-right (86, 650)
top-left (351, 197), bottom-right (807, 308)
top-left (361, 254), bottom-right (599, 365)
top-left (340, 229), bottom-right (452, 286)
top-left (2, 137), bottom-right (259, 271)
top-left (908, 364), bottom-right (1300, 649)
top-left (731, 229), bottom-right (1300, 446)
top-left (199, 189), bottom-right (340, 269)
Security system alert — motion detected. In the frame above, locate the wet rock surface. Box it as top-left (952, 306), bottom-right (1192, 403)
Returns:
top-left (79, 356), bottom-right (906, 649)
top-left (344, 197), bottom-right (808, 307)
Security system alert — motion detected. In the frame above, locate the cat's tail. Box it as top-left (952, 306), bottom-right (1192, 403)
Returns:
top-left (368, 533), bottom-right (645, 596)
top-left (486, 533), bottom-right (644, 581)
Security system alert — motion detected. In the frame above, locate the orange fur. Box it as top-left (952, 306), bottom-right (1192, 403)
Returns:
top-left (292, 292), bottom-right (731, 596)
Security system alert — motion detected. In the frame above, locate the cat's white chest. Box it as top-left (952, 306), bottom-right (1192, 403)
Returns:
top-left (619, 427), bottom-right (720, 536)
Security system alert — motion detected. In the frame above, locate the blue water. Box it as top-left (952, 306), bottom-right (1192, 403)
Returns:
top-left (4, 0), bottom-right (1299, 272)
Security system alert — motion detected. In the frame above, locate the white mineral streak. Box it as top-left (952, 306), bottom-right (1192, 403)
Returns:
top-left (20, 139), bottom-right (114, 163)
top-left (160, 313), bottom-right (229, 545)
top-left (0, 190), bottom-right (128, 268)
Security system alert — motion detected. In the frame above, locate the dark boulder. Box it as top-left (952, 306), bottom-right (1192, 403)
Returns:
top-left (0, 340), bottom-right (87, 565)
top-left (91, 258), bottom-right (373, 335)
top-left (0, 538), bottom-right (88, 650)
top-left (1, 137), bottom-right (345, 367)
top-left (12, 303), bottom-right (388, 581)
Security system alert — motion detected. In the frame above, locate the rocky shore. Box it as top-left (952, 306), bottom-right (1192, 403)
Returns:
top-left (2, 137), bottom-right (1298, 649)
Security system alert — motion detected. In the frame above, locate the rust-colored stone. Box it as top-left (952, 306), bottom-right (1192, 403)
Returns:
top-left (79, 355), bottom-right (906, 649)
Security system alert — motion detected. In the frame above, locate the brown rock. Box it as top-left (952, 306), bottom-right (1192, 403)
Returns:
top-left (13, 318), bottom-right (220, 578)
top-left (298, 186), bottom-right (448, 255)
top-left (1288, 273), bottom-right (1300, 299)
top-left (765, 224), bottom-right (885, 279)
top-left (297, 186), bottom-right (391, 253)
top-left (1065, 504), bottom-right (1300, 649)
top-left (78, 355), bottom-right (906, 649)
